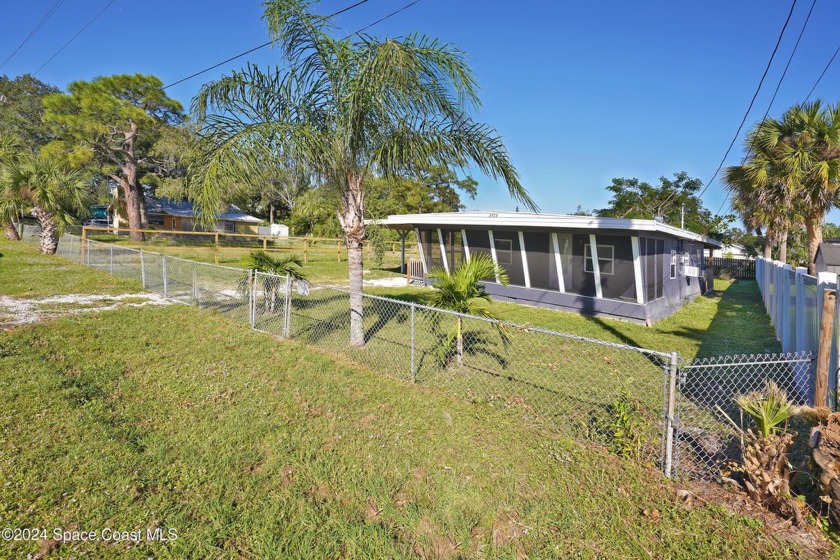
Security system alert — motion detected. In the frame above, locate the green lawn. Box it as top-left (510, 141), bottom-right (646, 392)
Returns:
top-left (369, 278), bottom-right (781, 360)
top-left (0, 238), bottom-right (824, 558)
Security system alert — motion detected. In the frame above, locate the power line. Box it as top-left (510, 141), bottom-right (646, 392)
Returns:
top-left (697, 0), bottom-right (799, 201)
top-left (805, 44), bottom-right (840, 101)
top-left (0, 0), bottom-right (66, 71)
top-left (164, 0), bottom-right (374, 90)
top-left (33, 0), bottom-right (119, 76)
top-left (163, 0), bottom-right (422, 91)
top-left (759, 0), bottom-right (816, 124)
top-left (712, 0), bottom-right (816, 222)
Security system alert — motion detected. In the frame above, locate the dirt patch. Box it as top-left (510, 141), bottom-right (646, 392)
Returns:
top-left (0, 293), bottom-right (173, 328)
top-left (491, 510), bottom-right (527, 559)
top-left (681, 480), bottom-right (832, 558)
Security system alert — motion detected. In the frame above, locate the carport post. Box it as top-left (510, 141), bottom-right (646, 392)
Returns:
top-left (664, 351), bottom-right (679, 479)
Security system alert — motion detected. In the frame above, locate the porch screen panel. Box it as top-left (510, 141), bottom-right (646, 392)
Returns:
top-left (464, 229), bottom-right (496, 282)
top-left (570, 234), bottom-right (596, 297)
top-left (596, 235), bottom-right (636, 301)
top-left (523, 232), bottom-right (553, 290)
top-left (493, 231), bottom-right (525, 286)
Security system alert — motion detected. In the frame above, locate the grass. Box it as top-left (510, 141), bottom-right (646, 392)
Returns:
top-left (0, 238), bottom-right (816, 558)
top-left (369, 278), bottom-right (781, 360)
top-left (0, 238), bottom-right (141, 298)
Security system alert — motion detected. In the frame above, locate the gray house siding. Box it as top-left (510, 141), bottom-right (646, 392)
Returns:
top-left (411, 223), bottom-right (714, 324)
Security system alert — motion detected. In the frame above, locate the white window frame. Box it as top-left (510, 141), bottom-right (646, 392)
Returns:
top-left (494, 237), bottom-right (513, 265)
top-left (584, 244), bottom-right (614, 275)
top-left (669, 250), bottom-right (677, 279)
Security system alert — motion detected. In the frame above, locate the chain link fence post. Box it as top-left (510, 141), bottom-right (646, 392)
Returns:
top-left (109, 246), bottom-right (114, 275)
top-left (192, 264), bottom-right (198, 303)
top-left (140, 250), bottom-right (146, 288)
top-left (410, 303), bottom-right (416, 383)
top-left (283, 273), bottom-right (292, 338)
top-left (162, 256), bottom-right (168, 298)
top-left (249, 270), bottom-right (256, 328)
top-left (664, 351), bottom-right (679, 478)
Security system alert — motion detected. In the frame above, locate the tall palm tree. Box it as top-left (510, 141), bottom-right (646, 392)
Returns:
top-left (747, 102), bottom-right (840, 273)
top-left (191, 0), bottom-right (535, 347)
top-left (0, 152), bottom-right (89, 254)
top-left (723, 163), bottom-right (800, 262)
top-left (428, 254), bottom-right (508, 367)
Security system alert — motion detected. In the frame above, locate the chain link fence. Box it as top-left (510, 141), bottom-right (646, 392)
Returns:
top-left (14, 227), bottom-right (820, 480)
top-left (673, 352), bottom-right (815, 479)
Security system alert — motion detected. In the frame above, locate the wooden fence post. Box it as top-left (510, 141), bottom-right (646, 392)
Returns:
top-left (214, 233), bottom-right (220, 265)
top-left (816, 288), bottom-right (836, 407)
top-left (304, 240), bottom-right (308, 263)
top-left (263, 237), bottom-right (267, 251)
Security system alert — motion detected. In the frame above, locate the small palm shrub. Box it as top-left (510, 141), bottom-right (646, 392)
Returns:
top-left (735, 382), bottom-right (802, 522)
top-left (241, 250), bottom-right (306, 313)
top-left (428, 254), bottom-right (508, 367)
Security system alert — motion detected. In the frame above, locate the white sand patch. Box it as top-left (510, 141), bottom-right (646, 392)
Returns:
top-left (363, 277), bottom-right (412, 288)
top-left (0, 293), bottom-right (173, 327)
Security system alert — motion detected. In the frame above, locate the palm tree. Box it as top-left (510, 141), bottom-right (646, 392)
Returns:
top-left (428, 254), bottom-right (508, 367)
top-left (746, 102), bottom-right (840, 273)
top-left (191, 0), bottom-right (535, 347)
top-left (0, 152), bottom-right (89, 254)
top-left (241, 250), bottom-right (306, 313)
top-left (723, 163), bottom-right (799, 262)
top-left (0, 135), bottom-right (24, 240)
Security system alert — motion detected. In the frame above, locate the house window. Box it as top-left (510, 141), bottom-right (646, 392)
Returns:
top-left (224, 221), bottom-right (236, 233)
top-left (494, 238), bottom-right (513, 265)
top-left (669, 250), bottom-right (677, 279)
top-left (584, 244), bottom-right (614, 275)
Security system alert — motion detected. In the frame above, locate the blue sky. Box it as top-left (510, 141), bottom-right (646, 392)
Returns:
top-left (2, 0), bottom-right (840, 225)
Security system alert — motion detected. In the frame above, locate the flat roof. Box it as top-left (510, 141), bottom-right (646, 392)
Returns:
top-left (376, 211), bottom-right (723, 248)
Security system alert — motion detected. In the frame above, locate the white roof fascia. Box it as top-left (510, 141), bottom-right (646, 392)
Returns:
top-left (379, 212), bottom-right (723, 248)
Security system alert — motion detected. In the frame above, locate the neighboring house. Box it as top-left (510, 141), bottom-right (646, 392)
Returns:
top-left (378, 211), bottom-right (722, 324)
top-left (708, 243), bottom-right (752, 259)
top-left (814, 239), bottom-right (840, 274)
top-left (145, 198), bottom-right (263, 235)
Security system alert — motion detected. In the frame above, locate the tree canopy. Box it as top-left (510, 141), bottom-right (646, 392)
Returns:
top-left (0, 74), bottom-right (58, 148)
top-left (42, 74), bottom-right (184, 239)
top-left (596, 171), bottom-right (728, 234)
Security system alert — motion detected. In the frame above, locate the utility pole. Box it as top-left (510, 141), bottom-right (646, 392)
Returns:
top-left (680, 205), bottom-right (685, 229)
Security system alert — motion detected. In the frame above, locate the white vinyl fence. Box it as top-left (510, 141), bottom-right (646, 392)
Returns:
top-left (755, 257), bottom-right (836, 404)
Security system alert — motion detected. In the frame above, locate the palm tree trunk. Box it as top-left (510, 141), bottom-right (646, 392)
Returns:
top-left (778, 229), bottom-right (788, 263)
top-left (34, 207), bottom-right (58, 254)
top-left (3, 221), bottom-right (20, 241)
top-left (763, 225), bottom-right (773, 259)
top-left (806, 214), bottom-right (823, 275)
top-left (340, 171), bottom-right (366, 348)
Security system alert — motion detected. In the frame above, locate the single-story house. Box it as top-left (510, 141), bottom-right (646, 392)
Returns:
top-left (814, 239), bottom-right (840, 274)
top-left (708, 242), bottom-right (752, 259)
top-left (146, 198), bottom-right (263, 235)
top-left (378, 211), bottom-right (723, 324)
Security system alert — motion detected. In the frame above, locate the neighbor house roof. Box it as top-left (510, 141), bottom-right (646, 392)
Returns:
top-left (815, 240), bottom-right (840, 266)
top-left (147, 198), bottom-right (261, 223)
top-left (376, 211), bottom-right (723, 247)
